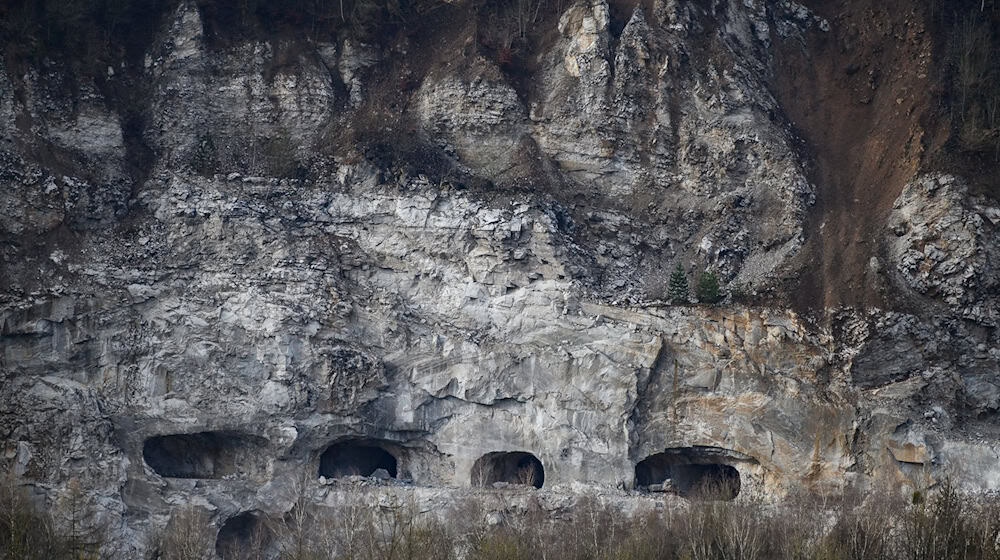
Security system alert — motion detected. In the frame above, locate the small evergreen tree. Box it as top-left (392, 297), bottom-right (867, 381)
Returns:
top-left (668, 263), bottom-right (689, 303)
top-left (696, 270), bottom-right (722, 303)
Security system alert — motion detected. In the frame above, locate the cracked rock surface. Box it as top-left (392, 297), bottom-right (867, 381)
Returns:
top-left (1, 0), bottom-right (998, 555)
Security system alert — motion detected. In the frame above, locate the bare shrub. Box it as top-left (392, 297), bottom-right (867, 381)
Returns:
top-left (476, 0), bottom-right (553, 66)
top-left (0, 473), bottom-right (67, 560)
top-left (144, 474), bottom-right (1000, 560)
top-left (217, 512), bottom-right (273, 560)
top-left (15, 465), bottom-right (1000, 560)
top-left (281, 483), bottom-right (453, 560)
top-left (965, 500), bottom-right (1000, 560)
top-left (467, 531), bottom-right (533, 560)
top-left (823, 486), bottom-right (899, 560)
top-left (717, 501), bottom-right (767, 560)
top-left (607, 511), bottom-right (675, 560)
top-left (54, 478), bottom-right (110, 559)
top-left (159, 507), bottom-right (215, 560)
top-left (950, 10), bottom-right (1000, 159)
top-left (769, 490), bottom-right (831, 560)
top-left (896, 477), bottom-right (995, 560)
top-left (673, 497), bottom-right (768, 560)
top-left (515, 463), bottom-right (538, 488)
top-left (189, 127), bottom-right (303, 179)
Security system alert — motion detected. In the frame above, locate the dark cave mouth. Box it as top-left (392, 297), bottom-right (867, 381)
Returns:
top-left (142, 431), bottom-right (269, 480)
top-left (216, 510), bottom-right (273, 560)
top-left (318, 440), bottom-right (399, 479)
top-left (471, 451), bottom-right (545, 489)
top-left (635, 446), bottom-right (752, 500)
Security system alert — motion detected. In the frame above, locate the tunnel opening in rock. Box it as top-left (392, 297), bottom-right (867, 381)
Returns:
top-left (216, 511), bottom-right (273, 560)
top-left (142, 431), bottom-right (270, 480)
top-left (471, 451), bottom-right (544, 488)
top-left (635, 446), bottom-right (750, 500)
top-left (318, 440), bottom-right (399, 479)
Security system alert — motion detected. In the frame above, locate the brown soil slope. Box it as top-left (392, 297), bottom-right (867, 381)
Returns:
top-left (774, 1), bottom-right (945, 312)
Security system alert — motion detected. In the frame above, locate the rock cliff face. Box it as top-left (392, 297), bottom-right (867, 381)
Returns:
top-left (1, 0), bottom-right (998, 555)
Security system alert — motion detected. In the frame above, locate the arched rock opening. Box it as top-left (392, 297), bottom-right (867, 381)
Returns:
top-left (318, 440), bottom-right (399, 479)
top-left (635, 446), bottom-right (752, 500)
top-left (142, 431), bottom-right (269, 480)
top-left (216, 511), bottom-right (273, 560)
top-left (471, 451), bottom-right (544, 488)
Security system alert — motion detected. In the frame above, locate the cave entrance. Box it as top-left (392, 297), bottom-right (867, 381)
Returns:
top-left (318, 440), bottom-right (398, 479)
top-left (635, 446), bottom-right (749, 500)
top-left (216, 511), bottom-right (273, 560)
top-left (471, 451), bottom-right (544, 489)
top-left (142, 431), bottom-right (269, 480)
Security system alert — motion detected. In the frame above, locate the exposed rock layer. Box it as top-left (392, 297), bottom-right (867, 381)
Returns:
top-left (1, 0), bottom-right (998, 555)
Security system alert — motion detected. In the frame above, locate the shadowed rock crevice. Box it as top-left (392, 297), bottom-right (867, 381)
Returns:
top-left (471, 451), bottom-right (544, 488)
top-left (142, 432), bottom-right (270, 480)
top-left (216, 510), bottom-right (273, 560)
top-left (318, 440), bottom-right (399, 479)
top-left (634, 446), bottom-right (752, 500)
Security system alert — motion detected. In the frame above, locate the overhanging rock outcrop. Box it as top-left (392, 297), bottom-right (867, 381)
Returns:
top-left (1, 0), bottom-right (999, 556)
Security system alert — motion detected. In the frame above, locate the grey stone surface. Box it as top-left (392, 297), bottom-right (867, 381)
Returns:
top-left (889, 173), bottom-right (1000, 326)
top-left (0, 0), bottom-right (997, 556)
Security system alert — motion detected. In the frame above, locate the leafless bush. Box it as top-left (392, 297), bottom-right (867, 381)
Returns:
top-left (472, 462), bottom-right (493, 489)
top-left (476, 0), bottom-right (553, 66)
top-left (272, 481), bottom-right (453, 560)
top-left (0, 472), bottom-right (125, 560)
top-left (965, 500), bottom-right (1000, 560)
top-left (188, 126), bottom-right (303, 179)
top-left (14, 466), bottom-right (1000, 560)
top-left (149, 476), bottom-right (1000, 560)
top-left (0, 473), bottom-right (68, 560)
top-left (54, 478), bottom-right (110, 559)
top-left (673, 499), bottom-right (768, 560)
top-left (895, 477), bottom-right (1000, 560)
top-left (270, 471), bottom-right (322, 560)
top-left (515, 463), bottom-right (538, 488)
top-left (215, 511), bottom-right (273, 560)
top-left (823, 486), bottom-right (899, 560)
top-left (158, 507), bottom-right (215, 560)
top-left (607, 511), bottom-right (675, 560)
top-left (951, 10), bottom-right (1000, 159)
top-left (768, 490), bottom-right (830, 560)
